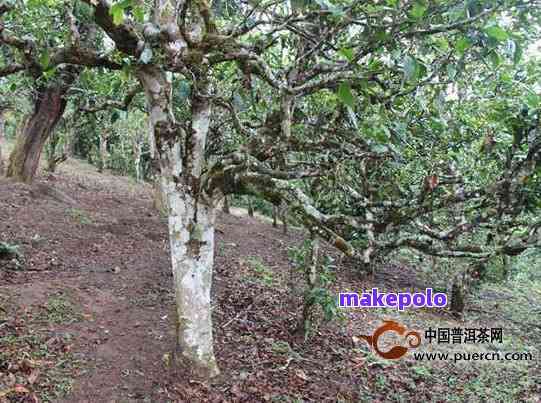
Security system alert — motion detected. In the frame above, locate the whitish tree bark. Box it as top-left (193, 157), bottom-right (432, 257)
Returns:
top-left (97, 130), bottom-right (109, 173)
top-left (137, 64), bottom-right (219, 378)
top-left (278, 94), bottom-right (293, 236)
top-left (297, 233), bottom-right (319, 338)
top-left (146, 103), bottom-right (167, 213)
top-left (133, 131), bottom-right (144, 182)
top-left (359, 161), bottom-right (375, 275)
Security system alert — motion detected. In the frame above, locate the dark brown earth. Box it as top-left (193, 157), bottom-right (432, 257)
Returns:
top-left (1, 159), bottom-right (539, 402)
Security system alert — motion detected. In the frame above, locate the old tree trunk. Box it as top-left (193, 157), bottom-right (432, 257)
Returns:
top-left (137, 66), bottom-right (219, 378)
top-left (7, 69), bottom-right (78, 182)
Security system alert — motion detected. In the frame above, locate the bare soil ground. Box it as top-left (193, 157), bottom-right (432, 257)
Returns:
top-left (1, 157), bottom-right (540, 402)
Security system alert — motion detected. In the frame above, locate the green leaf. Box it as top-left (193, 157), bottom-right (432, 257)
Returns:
top-left (43, 67), bottom-right (57, 79)
top-left (455, 37), bottom-right (471, 56)
top-left (367, 57), bottom-right (383, 71)
top-left (409, 2), bottom-right (427, 19)
top-left (485, 26), bottom-right (509, 42)
top-left (111, 109), bottom-right (120, 124)
top-left (121, 64), bottom-right (132, 80)
top-left (337, 82), bottom-right (355, 108)
top-left (338, 47), bottom-right (354, 62)
top-left (403, 55), bottom-right (418, 82)
top-left (39, 50), bottom-right (50, 70)
top-left (110, 4), bottom-right (124, 25)
top-left (111, 79), bottom-right (121, 93)
top-left (499, 72), bottom-right (512, 84)
top-left (417, 62), bottom-right (427, 80)
top-left (513, 42), bottom-right (523, 65)
top-left (371, 144), bottom-right (389, 153)
top-left (374, 28), bottom-right (389, 42)
top-left (433, 37), bottom-right (449, 52)
top-left (488, 50), bottom-right (502, 67)
top-left (526, 93), bottom-right (540, 108)
top-left (133, 5), bottom-right (145, 22)
top-left (118, 0), bottom-right (133, 8)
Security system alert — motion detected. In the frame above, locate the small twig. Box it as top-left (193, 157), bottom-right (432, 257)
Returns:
top-left (221, 303), bottom-right (254, 329)
top-left (278, 356), bottom-right (293, 370)
top-left (291, 353), bottom-right (321, 366)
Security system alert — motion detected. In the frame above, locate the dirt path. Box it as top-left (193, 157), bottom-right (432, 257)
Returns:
top-left (1, 159), bottom-right (539, 402)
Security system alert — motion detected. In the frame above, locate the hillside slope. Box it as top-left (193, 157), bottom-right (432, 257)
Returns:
top-left (0, 158), bottom-right (539, 402)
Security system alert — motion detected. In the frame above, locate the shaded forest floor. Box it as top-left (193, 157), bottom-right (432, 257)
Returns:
top-left (0, 155), bottom-right (540, 402)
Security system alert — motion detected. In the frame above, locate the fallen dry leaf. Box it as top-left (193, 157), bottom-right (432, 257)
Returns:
top-left (0, 385), bottom-right (30, 398)
top-left (28, 369), bottom-right (40, 385)
top-left (13, 385), bottom-right (30, 394)
top-left (21, 358), bottom-right (39, 372)
top-left (295, 369), bottom-right (309, 381)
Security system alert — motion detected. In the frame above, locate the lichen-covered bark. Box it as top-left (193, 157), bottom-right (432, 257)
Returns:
top-left (138, 64), bottom-right (219, 378)
top-left (145, 107), bottom-right (166, 213)
top-left (97, 131), bottom-right (109, 173)
top-left (133, 131), bottom-right (144, 182)
top-left (359, 161), bottom-right (375, 274)
top-left (450, 271), bottom-right (466, 314)
top-left (298, 234), bottom-right (319, 338)
top-left (166, 188), bottom-right (218, 377)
